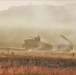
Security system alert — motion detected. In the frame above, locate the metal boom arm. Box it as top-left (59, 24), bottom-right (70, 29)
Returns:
top-left (60, 35), bottom-right (72, 44)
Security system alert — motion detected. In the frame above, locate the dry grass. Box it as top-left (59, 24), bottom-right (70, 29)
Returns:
top-left (0, 51), bottom-right (76, 75)
top-left (0, 65), bottom-right (76, 75)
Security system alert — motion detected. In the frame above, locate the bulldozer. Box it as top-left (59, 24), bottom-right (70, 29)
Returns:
top-left (22, 35), bottom-right (53, 51)
top-left (57, 35), bottom-right (73, 52)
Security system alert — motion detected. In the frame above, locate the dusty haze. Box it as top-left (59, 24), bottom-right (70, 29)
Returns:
top-left (0, 2), bottom-right (76, 49)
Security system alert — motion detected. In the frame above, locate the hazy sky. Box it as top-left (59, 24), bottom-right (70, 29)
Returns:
top-left (0, 0), bottom-right (76, 11)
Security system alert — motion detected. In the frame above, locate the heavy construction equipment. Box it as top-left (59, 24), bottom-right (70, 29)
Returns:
top-left (58, 35), bottom-right (73, 52)
top-left (22, 35), bottom-right (53, 51)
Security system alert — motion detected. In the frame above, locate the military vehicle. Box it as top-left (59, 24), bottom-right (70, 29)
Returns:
top-left (57, 35), bottom-right (73, 52)
top-left (22, 35), bottom-right (53, 51)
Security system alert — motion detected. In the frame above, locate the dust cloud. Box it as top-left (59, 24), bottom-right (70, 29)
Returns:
top-left (0, 4), bottom-right (76, 49)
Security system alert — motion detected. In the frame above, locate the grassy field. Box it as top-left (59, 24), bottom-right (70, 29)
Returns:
top-left (0, 51), bottom-right (76, 75)
top-left (0, 65), bottom-right (76, 75)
